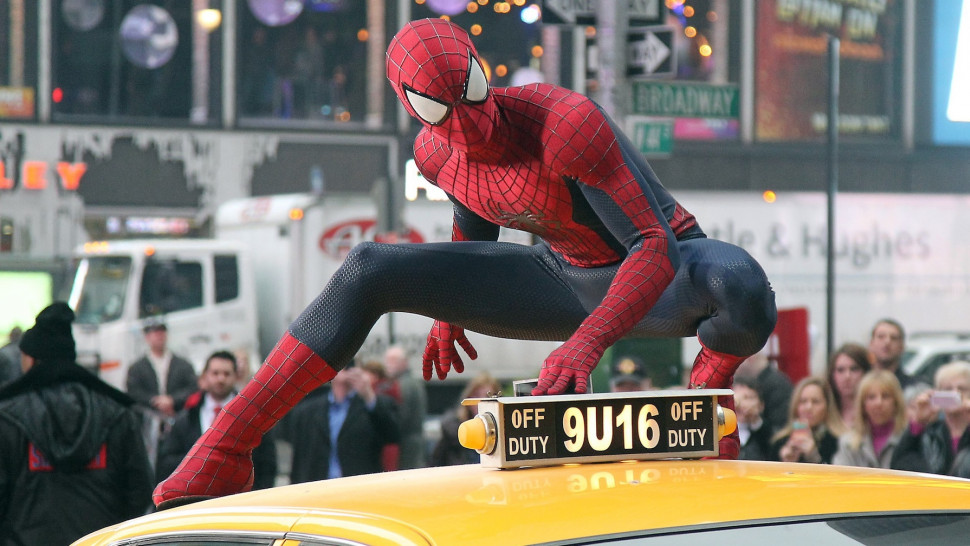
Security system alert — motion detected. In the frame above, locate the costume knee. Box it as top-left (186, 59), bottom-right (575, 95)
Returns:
top-left (290, 242), bottom-right (395, 368)
top-left (694, 250), bottom-right (777, 357)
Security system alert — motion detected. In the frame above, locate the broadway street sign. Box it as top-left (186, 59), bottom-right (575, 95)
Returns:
top-left (631, 81), bottom-right (739, 118)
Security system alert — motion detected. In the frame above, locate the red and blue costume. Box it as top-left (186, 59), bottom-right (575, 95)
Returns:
top-left (153, 19), bottom-right (776, 507)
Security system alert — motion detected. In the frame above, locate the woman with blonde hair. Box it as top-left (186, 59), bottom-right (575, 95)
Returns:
top-left (770, 376), bottom-right (845, 463)
top-left (431, 372), bottom-right (503, 466)
top-left (833, 370), bottom-right (906, 468)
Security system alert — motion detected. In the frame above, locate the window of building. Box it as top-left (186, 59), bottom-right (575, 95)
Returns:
top-left (237, 1), bottom-right (369, 125)
top-left (52, 0), bottom-right (222, 125)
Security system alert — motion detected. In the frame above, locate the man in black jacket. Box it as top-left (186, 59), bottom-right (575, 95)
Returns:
top-left (126, 321), bottom-right (198, 419)
top-left (0, 302), bottom-right (153, 545)
top-left (156, 351), bottom-right (277, 489)
top-left (277, 362), bottom-right (400, 483)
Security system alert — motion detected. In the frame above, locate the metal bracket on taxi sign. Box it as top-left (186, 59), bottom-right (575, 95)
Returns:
top-left (458, 389), bottom-right (735, 469)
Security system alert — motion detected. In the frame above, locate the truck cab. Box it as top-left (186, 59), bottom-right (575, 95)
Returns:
top-left (68, 239), bottom-right (259, 390)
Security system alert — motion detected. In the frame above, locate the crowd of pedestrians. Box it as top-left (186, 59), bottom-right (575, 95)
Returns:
top-left (5, 300), bottom-right (970, 543)
top-left (724, 317), bottom-right (970, 480)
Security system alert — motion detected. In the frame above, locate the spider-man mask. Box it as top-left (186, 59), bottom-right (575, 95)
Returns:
top-left (386, 19), bottom-right (499, 152)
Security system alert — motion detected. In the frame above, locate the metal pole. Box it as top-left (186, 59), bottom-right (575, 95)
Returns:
top-left (221, 0), bottom-right (237, 128)
top-left (826, 35), bottom-right (840, 360)
top-left (37, 0), bottom-right (51, 122)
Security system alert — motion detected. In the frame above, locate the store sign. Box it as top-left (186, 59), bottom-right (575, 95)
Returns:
top-left (0, 161), bottom-right (87, 191)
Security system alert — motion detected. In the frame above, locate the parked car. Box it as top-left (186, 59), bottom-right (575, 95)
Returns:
top-left (902, 332), bottom-right (970, 386)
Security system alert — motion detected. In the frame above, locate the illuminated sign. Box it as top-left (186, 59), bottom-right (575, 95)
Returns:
top-left (0, 87), bottom-right (34, 119)
top-left (404, 159), bottom-right (449, 201)
top-left (0, 160), bottom-right (87, 191)
top-left (935, 0), bottom-right (970, 144)
top-left (949, 1), bottom-right (970, 122)
top-left (461, 390), bottom-right (733, 468)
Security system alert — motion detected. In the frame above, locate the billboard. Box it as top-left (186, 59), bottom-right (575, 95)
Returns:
top-left (755, 0), bottom-right (900, 142)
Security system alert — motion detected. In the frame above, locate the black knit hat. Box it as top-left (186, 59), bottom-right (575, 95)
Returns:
top-left (19, 302), bottom-right (77, 362)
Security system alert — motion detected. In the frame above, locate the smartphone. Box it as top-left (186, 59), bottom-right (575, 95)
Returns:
top-left (930, 390), bottom-right (962, 410)
top-left (791, 421), bottom-right (811, 439)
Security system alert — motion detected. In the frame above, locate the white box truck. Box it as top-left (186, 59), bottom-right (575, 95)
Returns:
top-left (69, 239), bottom-right (260, 390)
top-left (67, 193), bottom-right (562, 391)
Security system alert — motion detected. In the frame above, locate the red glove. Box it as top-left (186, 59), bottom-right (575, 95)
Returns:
top-left (533, 337), bottom-right (603, 395)
top-left (422, 321), bottom-right (478, 380)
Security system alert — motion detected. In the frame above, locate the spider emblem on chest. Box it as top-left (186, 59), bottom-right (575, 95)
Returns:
top-left (493, 209), bottom-right (561, 234)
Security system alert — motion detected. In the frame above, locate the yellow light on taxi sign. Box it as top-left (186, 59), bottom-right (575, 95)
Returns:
top-left (82, 241), bottom-right (111, 254)
top-left (144, 245), bottom-right (155, 257)
top-left (459, 390), bottom-right (736, 469)
top-left (288, 207), bottom-right (305, 221)
top-left (459, 413), bottom-right (497, 454)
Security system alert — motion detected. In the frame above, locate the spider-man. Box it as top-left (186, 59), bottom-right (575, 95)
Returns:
top-left (153, 18), bottom-right (775, 508)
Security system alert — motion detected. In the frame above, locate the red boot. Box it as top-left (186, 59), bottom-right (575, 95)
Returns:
top-left (153, 333), bottom-right (337, 508)
top-left (690, 343), bottom-right (745, 460)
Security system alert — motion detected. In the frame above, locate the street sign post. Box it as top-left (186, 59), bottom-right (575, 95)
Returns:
top-left (626, 26), bottom-right (675, 78)
top-left (627, 117), bottom-right (674, 157)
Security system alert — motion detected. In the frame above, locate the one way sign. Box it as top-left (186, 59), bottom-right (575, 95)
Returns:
top-left (543, 0), bottom-right (662, 26)
top-left (542, 0), bottom-right (596, 25)
top-left (626, 26), bottom-right (675, 78)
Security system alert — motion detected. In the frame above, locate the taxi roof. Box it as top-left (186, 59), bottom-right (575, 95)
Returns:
top-left (78, 460), bottom-right (970, 546)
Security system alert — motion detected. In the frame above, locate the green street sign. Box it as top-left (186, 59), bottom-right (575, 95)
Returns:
top-left (630, 119), bottom-right (673, 156)
top-left (631, 81), bottom-right (739, 118)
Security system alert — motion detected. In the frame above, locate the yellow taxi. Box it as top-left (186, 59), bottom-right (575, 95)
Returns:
top-left (74, 389), bottom-right (970, 545)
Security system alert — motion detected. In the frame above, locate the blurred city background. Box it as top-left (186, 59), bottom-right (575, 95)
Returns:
top-left (0, 0), bottom-right (968, 407)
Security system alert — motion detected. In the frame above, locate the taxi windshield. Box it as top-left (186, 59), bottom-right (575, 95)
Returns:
top-left (601, 512), bottom-right (970, 544)
top-left (69, 256), bottom-right (132, 324)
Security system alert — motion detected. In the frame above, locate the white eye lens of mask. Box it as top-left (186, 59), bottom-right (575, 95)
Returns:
top-left (405, 89), bottom-right (449, 125)
top-left (465, 57), bottom-right (489, 102)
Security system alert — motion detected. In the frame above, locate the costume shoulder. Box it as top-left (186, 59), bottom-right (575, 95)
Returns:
top-left (413, 129), bottom-right (451, 183)
top-left (495, 82), bottom-right (594, 116)
top-left (496, 83), bottom-right (614, 177)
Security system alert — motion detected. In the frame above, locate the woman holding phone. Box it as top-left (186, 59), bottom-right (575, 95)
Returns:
top-left (891, 361), bottom-right (970, 478)
top-left (770, 376), bottom-right (845, 463)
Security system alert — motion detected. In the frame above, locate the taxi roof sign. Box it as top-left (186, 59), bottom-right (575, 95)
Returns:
top-left (459, 390), bottom-right (735, 469)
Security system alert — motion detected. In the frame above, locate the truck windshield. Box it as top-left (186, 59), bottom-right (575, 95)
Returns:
top-left (70, 256), bottom-right (132, 324)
